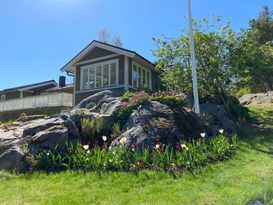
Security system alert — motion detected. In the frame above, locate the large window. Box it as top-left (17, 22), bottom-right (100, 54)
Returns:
top-left (81, 59), bottom-right (118, 90)
top-left (131, 62), bottom-right (152, 90)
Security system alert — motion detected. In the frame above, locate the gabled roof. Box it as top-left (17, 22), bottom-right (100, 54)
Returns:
top-left (61, 40), bottom-right (155, 73)
top-left (0, 80), bottom-right (57, 94)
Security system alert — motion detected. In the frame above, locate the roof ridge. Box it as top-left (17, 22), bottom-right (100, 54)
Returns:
top-left (0, 80), bottom-right (57, 93)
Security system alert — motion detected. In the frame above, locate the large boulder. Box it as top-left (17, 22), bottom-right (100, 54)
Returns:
top-left (74, 90), bottom-right (113, 109)
top-left (200, 102), bottom-right (236, 134)
top-left (0, 146), bottom-right (26, 173)
top-left (71, 90), bottom-right (122, 135)
top-left (239, 92), bottom-right (273, 105)
top-left (0, 115), bottom-right (80, 172)
top-left (110, 101), bottom-right (206, 149)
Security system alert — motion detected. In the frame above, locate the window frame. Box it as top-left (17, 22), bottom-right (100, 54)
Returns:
top-left (80, 59), bottom-right (119, 91)
top-left (131, 61), bottom-right (152, 90)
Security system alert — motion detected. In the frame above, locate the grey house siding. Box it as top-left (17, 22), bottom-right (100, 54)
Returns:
top-left (152, 71), bottom-right (160, 91)
top-left (119, 55), bottom-right (125, 85)
top-left (128, 58), bottom-right (132, 86)
top-left (75, 65), bottom-right (81, 91)
top-left (80, 47), bottom-right (115, 62)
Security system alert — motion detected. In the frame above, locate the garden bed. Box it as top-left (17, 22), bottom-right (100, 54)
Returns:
top-left (34, 133), bottom-right (237, 173)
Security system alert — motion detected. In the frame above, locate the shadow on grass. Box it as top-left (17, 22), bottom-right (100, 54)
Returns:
top-left (239, 106), bottom-right (273, 155)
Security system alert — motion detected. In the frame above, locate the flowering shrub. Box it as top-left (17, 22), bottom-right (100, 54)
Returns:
top-left (120, 91), bottom-right (149, 107)
top-left (35, 134), bottom-right (237, 173)
top-left (116, 91), bottom-right (150, 124)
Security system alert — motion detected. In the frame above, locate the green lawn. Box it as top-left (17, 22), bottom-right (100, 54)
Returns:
top-left (1, 106), bottom-right (273, 205)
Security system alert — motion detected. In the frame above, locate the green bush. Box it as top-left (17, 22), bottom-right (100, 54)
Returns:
top-left (35, 134), bottom-right (237, 173)
top-left (234, 87), bottom-right (251, 98)
top-left (150, 91), bottom-right (187, 107)
top-left (151, 95), bottom-right (186, 106)
top-left (116, 105), bottom-right (136, 124)
top-left (121, 91), bottom-right (135, 102)
top-left (111, 122), bottom-right (122, 138)
top-left (81, 118), bottom-right (103, 141)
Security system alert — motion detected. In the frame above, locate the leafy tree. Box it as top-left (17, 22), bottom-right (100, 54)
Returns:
top-left (249, 6), bottom-right (273, 45)
top-left (153, 17), bottom-right (238, 110)
top-left (233, 6), bottom-right (273, 93)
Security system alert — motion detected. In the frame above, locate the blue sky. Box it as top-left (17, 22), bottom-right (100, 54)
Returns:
top-left (0, 0), bottom-right (272, 90)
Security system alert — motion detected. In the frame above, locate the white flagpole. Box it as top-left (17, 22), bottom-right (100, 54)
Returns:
top-left (187, 0), bottom-right (200, 114)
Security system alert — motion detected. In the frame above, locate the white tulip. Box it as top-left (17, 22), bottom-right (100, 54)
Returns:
top-left (200, 133), bottom-right (206, 138)
top-left (219, 129), bottom-right (224, 134)
top-left (83, 145), bottom-right (89, 150)
top-left (102, 136), bottom-right (107, 142)
top-left (181, 144), bottom-right (187, 149)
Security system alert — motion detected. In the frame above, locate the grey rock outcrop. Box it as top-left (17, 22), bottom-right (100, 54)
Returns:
top-left (200, 102), bottom-right (236, 134)
top-left (74, 90), bottom-right (113, 109)
top-left (0, 146), bottom-right (25, 173)
top-left (0, 116), bottom-right (80, 172)
top-left (239, 92), bottom-right (273, 105)
top-left (110, 101), bottom-right (205, 149)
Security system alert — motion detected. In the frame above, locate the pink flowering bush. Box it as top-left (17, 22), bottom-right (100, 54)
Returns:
top-left (116, 91), bottom-right (150, 124)
top-left (120, 91), bottom-right (149, 107)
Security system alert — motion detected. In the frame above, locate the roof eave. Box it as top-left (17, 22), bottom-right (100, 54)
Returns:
top-left (60, 41), bottom-right (136, 73)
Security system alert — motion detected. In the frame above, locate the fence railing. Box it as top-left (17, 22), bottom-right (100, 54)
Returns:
top-left (0, 93), bottom-right (73, 112)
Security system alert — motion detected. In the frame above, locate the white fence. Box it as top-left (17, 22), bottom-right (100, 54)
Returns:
top-left (0, 93), bottom-right (72, 112)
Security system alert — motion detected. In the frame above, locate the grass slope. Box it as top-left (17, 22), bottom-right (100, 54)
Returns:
top-left (0, 106), bottom-right (273, 205)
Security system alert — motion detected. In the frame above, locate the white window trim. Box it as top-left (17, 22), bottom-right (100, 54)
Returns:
top-left (80, 59), bottom-right (119, 91)
top-left (131, 61), bottom-right (152, 90)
